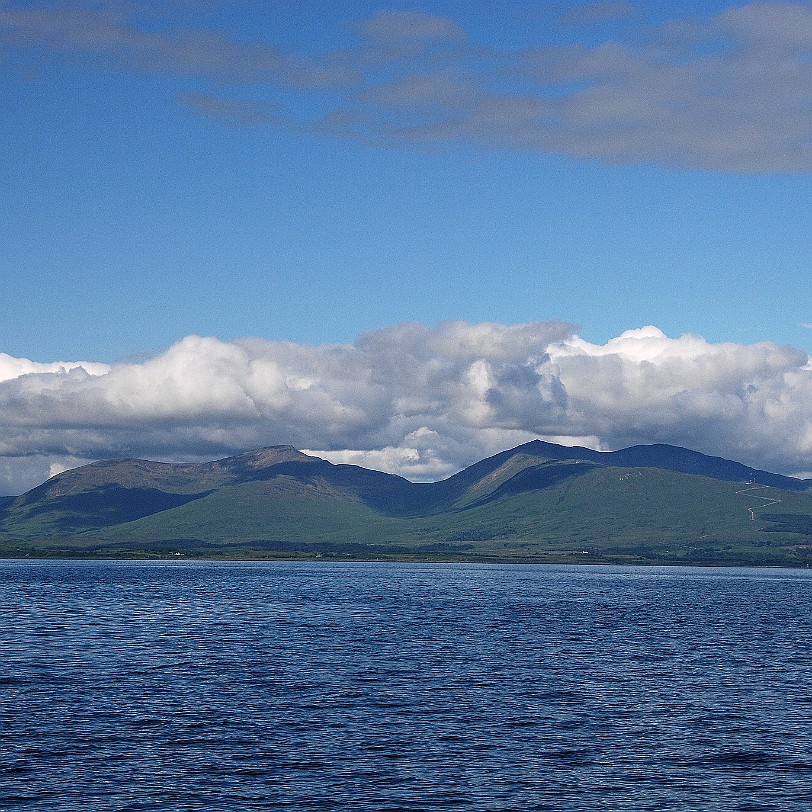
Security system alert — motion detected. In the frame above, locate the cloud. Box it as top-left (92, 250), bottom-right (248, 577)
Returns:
top-left (0, 1), bottom-right (357, 87)
top-left (4, 2), bottom-right (812, 170)
top-left (1, 321), bottom-right (812, 495)
top-left (0, 352), bottom-right (109, 383)
top-left (179, 91), bottom-right (285, 126)
top-left (352, 10), bottom-right (467, 45)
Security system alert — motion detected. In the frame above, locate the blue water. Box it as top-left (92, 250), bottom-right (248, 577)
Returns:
top-left (1, 561), bottom-right (811, 811)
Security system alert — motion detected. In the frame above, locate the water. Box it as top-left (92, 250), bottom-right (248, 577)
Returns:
top-left (1, 561), bottom-right (811, 811)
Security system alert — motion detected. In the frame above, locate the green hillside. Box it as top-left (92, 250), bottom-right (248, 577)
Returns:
top-left (1, 442), bottom-right (811, 565)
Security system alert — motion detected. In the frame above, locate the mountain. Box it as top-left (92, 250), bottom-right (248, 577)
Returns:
top-left (1, 442), bottom-right (811, 566)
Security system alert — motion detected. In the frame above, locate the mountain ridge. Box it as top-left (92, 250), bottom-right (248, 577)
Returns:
top-left (2, 441), bottom-right (811, 566)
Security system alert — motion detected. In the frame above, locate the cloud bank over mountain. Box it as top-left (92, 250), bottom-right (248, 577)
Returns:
top-left (2, 322), bottom-right (811, 494)
top-left (3, 1), bottom-right (812, 170)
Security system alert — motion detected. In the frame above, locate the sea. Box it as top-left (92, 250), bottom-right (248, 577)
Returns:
top-left (1, 560), bottom-right (811, 811)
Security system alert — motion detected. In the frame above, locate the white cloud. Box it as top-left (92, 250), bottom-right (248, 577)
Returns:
top-left (547, 328), bottom-right (810, 468)
top-left (1, 321), bottom-right (812, 494)
top-left (0, 352), bottom-right (109, 383)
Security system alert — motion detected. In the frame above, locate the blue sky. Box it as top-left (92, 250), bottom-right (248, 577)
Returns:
top-left (3, 0), bottom-right (810, 360)
top-left (2, 1), bottom-right (812, 492)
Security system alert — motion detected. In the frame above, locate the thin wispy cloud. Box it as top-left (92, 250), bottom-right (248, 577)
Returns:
top-left (0, 1), bottom-right (357, 87)
top-left (1, 322), bottom-right (811, 494)
top-left (3, 2), bottom-right (812, 170)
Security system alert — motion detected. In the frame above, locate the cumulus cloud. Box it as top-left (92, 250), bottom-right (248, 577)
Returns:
top-left (0, 352), bottom-right (109, 383)
top-left (1, 321), bottom-right (812, 494)
top-left (3, 2), bottom-right (812, 170)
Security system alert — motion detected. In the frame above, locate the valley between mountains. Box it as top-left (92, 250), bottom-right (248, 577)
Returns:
top-left (2, 441), bottom-right (812, 566)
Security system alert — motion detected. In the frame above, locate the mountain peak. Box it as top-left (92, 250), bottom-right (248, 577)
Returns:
top-left (220, 445), bottom-right (316, 471)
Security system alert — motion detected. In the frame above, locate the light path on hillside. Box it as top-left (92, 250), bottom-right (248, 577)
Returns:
top-left (735, 484), bottom-right (783, 521)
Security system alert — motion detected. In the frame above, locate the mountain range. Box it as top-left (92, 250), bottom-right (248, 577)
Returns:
top-left (2, 441), bottom-right (812, 566)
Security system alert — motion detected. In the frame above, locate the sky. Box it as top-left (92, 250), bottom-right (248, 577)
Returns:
top-left (2, 0), bottom-right (812, 494)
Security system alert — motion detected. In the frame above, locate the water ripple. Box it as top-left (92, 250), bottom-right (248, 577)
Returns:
top-left (1, 561), bottom-right (811, 810)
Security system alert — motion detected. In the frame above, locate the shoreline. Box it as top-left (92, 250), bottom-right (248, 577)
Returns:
top-left (2, 551), bottom-right (809, 568)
